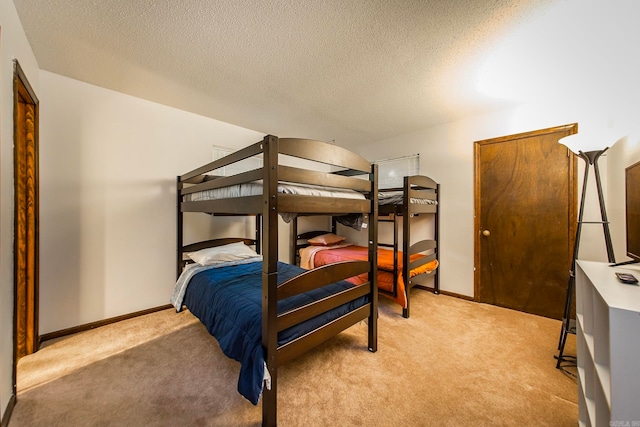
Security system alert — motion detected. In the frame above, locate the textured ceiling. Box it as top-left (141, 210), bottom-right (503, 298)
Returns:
top-left (12, 0), bottom-right (631, 146)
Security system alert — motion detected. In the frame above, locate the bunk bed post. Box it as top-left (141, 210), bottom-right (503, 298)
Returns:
top-left (393, 210), bottom-right (399, 298)
top-left (256, 214), bottom-right (262, 254)
top-left (261, 135), bottom-right (279, 427)
top-left (434, 183), bottom-right (440, 294)
top-left (368, 163), bottom-right (379, 352)
top-left (176, 176), bottom-right (183, 280)
top-left (402, 176), bottom-right (411, 318)
top-left (290, 216), bottom-right (298, 264)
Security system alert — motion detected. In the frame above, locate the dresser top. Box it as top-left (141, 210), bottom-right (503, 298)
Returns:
top-left (577, 260), bottom-right (640, 312)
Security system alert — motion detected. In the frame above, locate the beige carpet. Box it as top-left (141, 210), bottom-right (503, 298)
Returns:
top-left (10, 292), bottom-right (578, 426)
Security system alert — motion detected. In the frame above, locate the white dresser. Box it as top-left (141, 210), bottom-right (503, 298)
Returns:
top-left (575, 260), bottom-right (640, 426)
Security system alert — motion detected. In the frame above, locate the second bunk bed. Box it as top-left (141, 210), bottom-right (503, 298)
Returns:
top-left (172, 135), bottom-right (378, 427)
top-left (292, 174), bottom-right (439, 318)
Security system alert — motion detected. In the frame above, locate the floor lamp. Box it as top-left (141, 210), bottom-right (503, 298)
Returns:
top-left (555, 132), bottom-right (618, 369)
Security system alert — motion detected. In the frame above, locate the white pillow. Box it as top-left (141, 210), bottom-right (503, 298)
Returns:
top-left (187, 242), bottom-right (259, 266)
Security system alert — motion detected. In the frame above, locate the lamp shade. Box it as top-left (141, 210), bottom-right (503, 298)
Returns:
top-left (558, 129), bottom-right (623, 154)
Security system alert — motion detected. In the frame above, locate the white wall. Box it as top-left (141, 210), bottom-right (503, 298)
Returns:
top-left (0, 0), bottom-right (40, 419)
top-left (350, 99), bottom-right (640, 298)
top-left (38, 73), bottom-right (342, 336)
top-left (38, 71), bottom-right (265, 334)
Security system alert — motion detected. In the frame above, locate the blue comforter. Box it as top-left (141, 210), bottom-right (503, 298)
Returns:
top-left (181, 261), bottom-right (369, 405)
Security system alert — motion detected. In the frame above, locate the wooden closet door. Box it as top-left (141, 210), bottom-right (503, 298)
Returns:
top-left (14, 61), bottom-right (39, 361)
top-left (474, 124), bottom-right (577, 319)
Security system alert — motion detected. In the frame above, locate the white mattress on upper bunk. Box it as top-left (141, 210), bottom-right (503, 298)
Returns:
top-left (378, 191), bottom-right (438, 206)
top-left (185, 182), bottom-right (366, 202)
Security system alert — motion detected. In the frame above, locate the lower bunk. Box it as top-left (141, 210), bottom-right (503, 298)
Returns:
top-left (171, 238), bottom-right (377, 425)
top-left (294, 229), bottom-right (438, 318)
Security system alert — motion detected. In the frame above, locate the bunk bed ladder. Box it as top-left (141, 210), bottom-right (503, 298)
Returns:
top-left (377, 215), bottom-right (400, 298)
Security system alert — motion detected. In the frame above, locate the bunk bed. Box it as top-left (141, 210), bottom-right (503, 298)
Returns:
top-left (292, 174), bottom-right (439, 318)
top-left (172, 135), bottom-right (378, 427)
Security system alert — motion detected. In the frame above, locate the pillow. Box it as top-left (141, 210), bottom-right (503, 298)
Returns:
top-left (307, 233), bottom-right (346, 246)
top-left (187, 242), bottom-right (259, 266)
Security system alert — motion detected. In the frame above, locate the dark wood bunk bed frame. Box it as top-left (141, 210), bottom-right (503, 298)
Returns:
top-left (176, 135), bottom-right (378, 426)
top-left (291, 174), bottom-right (439, 318)
top-left (378, 175), bottom-right (439, 318)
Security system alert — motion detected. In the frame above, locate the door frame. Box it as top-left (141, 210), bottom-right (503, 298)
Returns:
top-left (473, 124), bottom-right (578, 303)
top-left (13, 59), bottom-right (40, 395)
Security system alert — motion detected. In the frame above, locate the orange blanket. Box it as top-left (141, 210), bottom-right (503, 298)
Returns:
top-left (308, 245), bottom-right (438, 309)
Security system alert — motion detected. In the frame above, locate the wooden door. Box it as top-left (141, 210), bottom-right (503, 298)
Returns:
top-left (474, 124), bottom-right (577, 319)
top-left (14, 60), bottom-right (39, 363)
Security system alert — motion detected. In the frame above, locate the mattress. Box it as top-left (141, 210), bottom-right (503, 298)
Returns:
top-left (185, 181), bottom-right (366, 202)
top-left (185, 180), bottom-right (368, 229)
top-left (300, 244), bottom-right (438, 309)
top-left (173, 260), bottom-right (369, 405)
top-left (378, 191), bottom-right (438, 206)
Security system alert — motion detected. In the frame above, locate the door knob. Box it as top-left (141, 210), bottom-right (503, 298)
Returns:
top-left (482, 230), bottom-right (491, 236)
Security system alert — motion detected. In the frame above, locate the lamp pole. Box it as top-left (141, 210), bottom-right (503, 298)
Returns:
top-left (556, 148), bottom-right (615, 369)
top-left (583, 150), bottom-right (616, 263)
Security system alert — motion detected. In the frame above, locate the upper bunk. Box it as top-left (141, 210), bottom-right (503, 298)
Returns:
top-left (177, 135), bottom-right (378, 218)
top-left (378, 174), bottom-right (438, 217)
